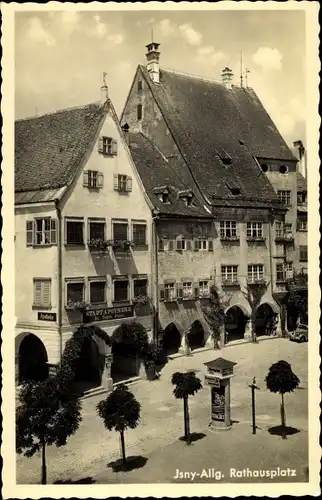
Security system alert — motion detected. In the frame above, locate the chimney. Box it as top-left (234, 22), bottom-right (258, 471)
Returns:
top-left (221, 67), bottom-right (234, 89)
top-left (121, 123), bottom-right (130, 145)
top-left (293, 140), bottom-right (307, 178)
top-left (101, 72), bottom-right (108, 102)
top-left (145, 42), bottom-right (161, 83)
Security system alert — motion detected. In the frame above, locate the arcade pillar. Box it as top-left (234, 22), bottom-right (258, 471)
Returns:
top-left (102, 353), bottom-right (113, 392)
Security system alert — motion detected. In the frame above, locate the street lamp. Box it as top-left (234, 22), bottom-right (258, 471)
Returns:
top-left (249, 377), bottom-right (260, 434)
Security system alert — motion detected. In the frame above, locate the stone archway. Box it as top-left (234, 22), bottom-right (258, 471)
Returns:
top-left (224, 306), bottom-right (248, 342)
top-left (188, 320), bottom-right (205, 350)
top-left (162, 323), bottom-right (181, 356)
top-left (73, 336), bottom-right (101, 390)
top-left (111, 322), bottom-right (147, 382)
top-left (16, 333), bottom-right (49, 385)
top-left (255, 303), bottom-right (276, 336)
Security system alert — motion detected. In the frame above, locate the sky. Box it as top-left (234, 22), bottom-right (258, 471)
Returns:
top-left (15, 9), bottom-right (306, 147)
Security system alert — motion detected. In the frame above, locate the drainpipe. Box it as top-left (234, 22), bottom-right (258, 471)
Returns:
top-left (54, 199), bottom-right (63, 363)
top-left (268, 213), bottom-right (274, 296)
top-left (152, 215), bottom-right (159, 344)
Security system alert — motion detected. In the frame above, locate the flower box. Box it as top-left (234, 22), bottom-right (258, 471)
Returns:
top-left (248, 279), bottom-right (267, 287)
top-left (220, 235), bottom-right (240, 242)
top-left (222, 280), bottom-right (240, 287)
top-left (65, 299), bottom-right (88, 311)
top-left (112, 240), bottom-right (135, 250)
top-left (133, 295), bottom-right (150, 306)
top-left (246, 236), bottom-right (266, 242)
top-left (88, 238), bottom-right (110, 250)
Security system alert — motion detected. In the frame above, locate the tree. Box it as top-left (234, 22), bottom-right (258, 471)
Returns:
top-left (202, 286), bottom-right (227, 349)
top-left (16, 378), bottom-right (82, 484)
top-left (111, 321), bottom-right (149, 357)
top-left (265, 360), bottom-right (300, 438)
top-left (171, 371), bottom-right (202, 444)
top-left (96, 384), bottom-right (141, 464)
top-left (243, 281), bottom-right (268, 343)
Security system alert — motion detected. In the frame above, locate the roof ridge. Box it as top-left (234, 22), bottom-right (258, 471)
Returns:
top-left (15, 100), bottom-right (105, 123)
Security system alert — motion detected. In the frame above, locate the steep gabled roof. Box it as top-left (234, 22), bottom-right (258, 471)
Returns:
top-left (128, 132), bottom-right (211, 218)
top-left (15, 102), bottom-right (107, 194)
top-left (139, 66), bottom-right (294, 205)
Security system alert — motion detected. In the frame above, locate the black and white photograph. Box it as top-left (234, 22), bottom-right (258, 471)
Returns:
top-left (1, 2), bottom-right (320, 497)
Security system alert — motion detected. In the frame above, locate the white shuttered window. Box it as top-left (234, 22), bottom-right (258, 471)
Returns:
top-left (33, 279), bottom-right (51, 307)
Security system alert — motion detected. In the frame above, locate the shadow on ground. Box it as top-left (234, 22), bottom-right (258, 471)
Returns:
top-left (107, 455), bottom-right (148, 472)
top-left (179, 432), bottom-right (206, 444)
top-left (268, 425), bottom-right (300, 439)
top-left (54, 476), bottom-right (95, 484)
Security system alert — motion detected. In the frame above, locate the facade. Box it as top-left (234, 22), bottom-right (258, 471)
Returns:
top-left (121, 41), bottom-right (299, 353)
top-left (15, 91), bottom-right (153, 388)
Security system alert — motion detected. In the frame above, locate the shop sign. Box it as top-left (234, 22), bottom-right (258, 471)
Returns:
top-left (83, 305), bottom-right (134, 323)
top-left (38, 312), bottom-right (57, 322)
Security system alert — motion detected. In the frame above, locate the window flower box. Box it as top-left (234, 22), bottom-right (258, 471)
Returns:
top-left (65, 299), bottom-right (88, 311)
top-left (247, 279), bottom-right (267, 287)
top-left (220, 235), bottom-right (240, 242)
top-left (133, 294), bottom-right (150, 306)
top-left (88, 238), bottom-right (110, 250)
top-left (246, 236), bottom-right (266, 242)
top-left (112, 239), bottom-right (135, 250)
top-left (222, 280), bottom-right (240, 287)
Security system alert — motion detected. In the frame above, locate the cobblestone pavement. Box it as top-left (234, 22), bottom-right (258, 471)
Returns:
top-left (16, 338), bottom-right (308, 484)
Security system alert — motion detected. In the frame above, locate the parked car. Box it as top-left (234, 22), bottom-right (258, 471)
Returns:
top-left (289, 324), bottom-right (308, 343)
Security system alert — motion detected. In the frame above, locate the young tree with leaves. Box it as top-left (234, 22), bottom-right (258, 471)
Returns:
top-left (242, 281), bottom-right (268, 343)
top-left (96, 384), bottom-right (141, 464)
top-left (171, 371), bottom-right (202, 444)
top-left (265, 360), bottom-right (300, 438)
top-left (202, 286), bottom-right (226, 349)
top-left (16, 378), bottom-right (82, 484)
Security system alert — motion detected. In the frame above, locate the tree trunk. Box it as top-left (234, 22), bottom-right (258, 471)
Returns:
top-left (41, 440), bottom-right (47, 485)
top-left (183, 396), bottom-right (190, 443)
top-left (280, 392), bottom-right (286, 439)
top-left (120, 430), bottom-right (126, 464)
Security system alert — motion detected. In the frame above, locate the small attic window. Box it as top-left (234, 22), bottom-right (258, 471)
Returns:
top-left (138, 80), bottom-right (143, 91)
top-left (226, 181), bottom-right (240, 196)
top-left (160, 192), bottom-right (169, 203)
top-left (279, 165), bottom-right (288, 174)
top-left (137, 104), bottom-right (143, 120)
top-left (261, 164), bottom-right (269, 172)
top-left (178, 190), bottom-right (194, 207)
top-left (217, 148), bottom-right (232, 166)
top-left (239, 139), bottom-right (245, 146)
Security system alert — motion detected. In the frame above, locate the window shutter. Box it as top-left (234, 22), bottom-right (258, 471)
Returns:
top-left (83, 171), bottom-right (89, 187)
top-left (159, 285), bottom-right (165, 301)
top-left (50, 219), bottom-right (57, 245)
top-left (194, 284), bottom-right (200, 299)
top-left (194, 239), bottom-right (199, 251)
top-left (126, 176), bottom-right (132, 192)
top-left (176, 283), bottom-right (183, 299)
top-left (98, 136), bottom-right (104, 154)
top-left (208, 239), bottom-right (213, 251)
top-left (42, 281), bottom-right (51, 306)
top-left (168, 240), bottom-right (174, 251)
top-left (98, 172), bottom-right (104, 188)
top-left (26, 221), bottom-right (34, 246)
top-left (34, 281), bottom-right (42, 305)
top-left (176, 239), bottom-right (182, 251)
top-left (111, 139), bottom-right (118, 155)
top-left (114, 174), bottom-right (119, 191)
top-left (186, 240), bottom-right (192, 251)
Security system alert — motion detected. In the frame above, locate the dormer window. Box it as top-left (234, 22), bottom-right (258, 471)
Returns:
top-left (178, 190), bottom-right (194, 207)
top-left (160, 192), bottom-right (169, 203)
top-left (153, 185), bottom-right (170, 204)
top-left (217, 148), bottom-right (232, 166)
top-left (226, 181), bottom-right (240, 196)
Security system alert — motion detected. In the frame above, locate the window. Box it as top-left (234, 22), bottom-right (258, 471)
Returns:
top-left (33, 279), bottom-right (51, 308)
top-left (221, 265), bottom-right (238, 284)
top-left (138, 80), bottom-right (143, 91)
top-left (83, 170), bottom-right (104, 189)
top-left (133, 224), bottom-right (146, 246)
top-left (113, 222), bottom-right (128, 241)
top-left (247, 222), bottom-right (263, 238)
top-left (89, 219), bottom-right (105, 241)
top-left (275, 221), bottom-right (283, 238)
top-left (66, 281), bottom-right (84, 303)
top-left (297, 191), bottom-right (307, 204)
top-left (164, 283), bottom-right (176, 301)
top-left (277, 190), bottom-right (291, 206)
top-left (114, 174), bottom-right (132, 192)
top-left (34, 218), bottom-right (51, 245)
top-left (217, 149), bottom-right (232, 166)
top-left (220, 221), bottom-right (237, 239)
top-left (300, 246), bottom-right (308, 262)
top-left (285, 223), bottom-right (293, 235)
top-left (194, 239), bottom-right (210, 251)
top-left (90, 281), bottom-right (106, 304)
top-left (279, 165), bottom-right (288, 174)
top-left (248, 264), bottom-right (264, 283)
top-left (114, 279), bottom-right (129, 302)
top-left (160, 192), bottom-right (169, 203)
top-left (199, 281), bottom-right (209, 297)
top-left (98, 136), bottom-right (117, 156)
top-left (176, 238), bottom-right (186, 251)
top-left (276, 264), bottom-right (285, 282)
top-left (297, 220), bottom-right (307, 231)
top-left (261, 164), bottom-right (269, 172)
top-left (137, 104), bottom-right (143, 120)
top-left (285, 262), bottom-right (293, 278)
top-left (182, 282), bottom-right (193, 299)
top-left (158, 237), bottom-right (165, 252)
top-left (134, 279), bottom-right (148, 298)
top-left (26, 218), bottom-right (57, 247)
top-left (66, 218), bottom-right (84, 245)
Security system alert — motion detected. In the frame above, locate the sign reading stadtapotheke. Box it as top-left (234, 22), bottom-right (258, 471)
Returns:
top-left (83, 305), bottom-right (134, 323)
